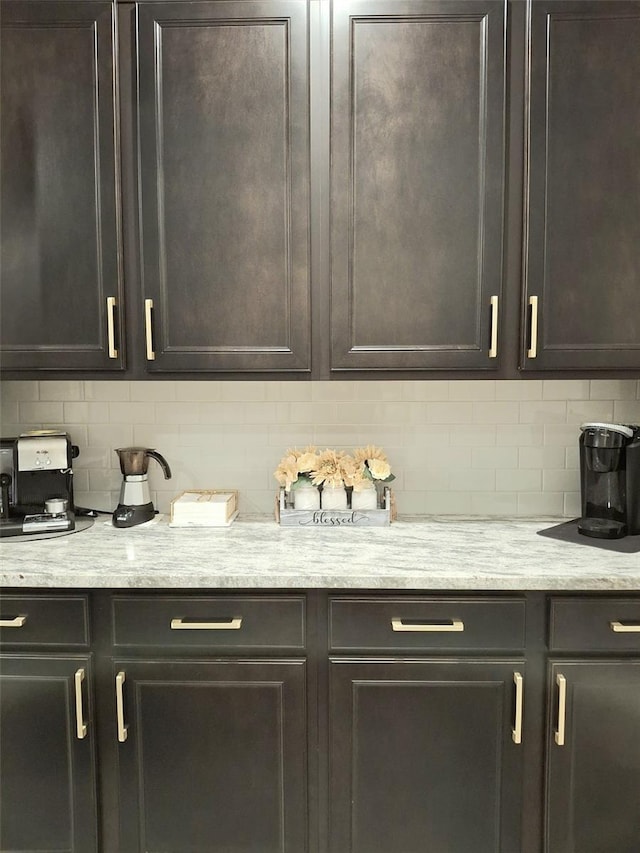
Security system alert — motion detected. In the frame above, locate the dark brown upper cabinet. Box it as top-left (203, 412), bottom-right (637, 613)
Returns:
top-left (136, 0), bottom-right (311, 373)
top-left (0, 1), bottom-right (124, 371)
top-left (522, 0), bottom-right (640, 371)
top-left (330, 0), bottom-right (507, 372)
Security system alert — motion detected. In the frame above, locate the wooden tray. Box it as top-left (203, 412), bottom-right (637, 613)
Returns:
top-left (275, 487), bottom-right (394, 527)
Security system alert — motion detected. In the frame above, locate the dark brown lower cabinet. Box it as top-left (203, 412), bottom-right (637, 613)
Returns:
top-left (0, 654), bottom-right (98, 853)
top-left (546, 661), bottom-right (640, 853)
top-left (113, 658), bottom-right (307, 853)
top-left (329, 659), bottom-right (525, 853)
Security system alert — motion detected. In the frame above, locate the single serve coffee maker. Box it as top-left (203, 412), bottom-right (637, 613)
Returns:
top-left (579, 422), bottom-right (640, 539)
top-left (113, 447), bottom-right (172, 528)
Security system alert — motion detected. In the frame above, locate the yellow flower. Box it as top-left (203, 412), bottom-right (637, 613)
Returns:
top-left (273, 454), bottom-right (300, 490)
top-left (310, 449), bottom-right (356, 488)
top-left (353, 445), bottom-right (388, 466)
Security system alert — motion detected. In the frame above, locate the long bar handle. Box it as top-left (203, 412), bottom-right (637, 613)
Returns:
top-left (555, 673), bottom-right (567, 746)
top-left (610, 621), bottom-right (640, 633)
top-left (391, 618), bottom-right (464, 633)
top-left (106, 296), bottom-right (118, 359)
top-left (116, 671), bottom-right (128, 742)
top-left (144, 298), bottom-right (155, 361)
top-left (527, 295), bottom-right (539, 358)
top-left (489, 295), bottom-right (499, 358)
top-left (512, 672), bottom-right (523, 744)
top-left (0, 615), bottom-right (27, 628)
top-left (75, 668), bottom-right (88, 740)
top-left (170, 617), bottom-right (243, 630)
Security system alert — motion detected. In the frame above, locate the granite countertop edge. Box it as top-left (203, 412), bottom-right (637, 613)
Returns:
top-left (1, 515), bottom-right (638, 592)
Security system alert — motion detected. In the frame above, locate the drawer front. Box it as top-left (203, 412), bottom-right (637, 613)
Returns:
top-left (549, 597), bottom-right (640, 652)
top-left (0, 595), bottom-right (89, 647)
top-left (329, 597), bottom-right (526, 651)
top-left (112, 595), bottom-right (306, 650)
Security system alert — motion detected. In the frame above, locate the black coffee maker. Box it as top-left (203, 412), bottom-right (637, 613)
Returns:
top-left (579, 422), bottom-right (640, 539)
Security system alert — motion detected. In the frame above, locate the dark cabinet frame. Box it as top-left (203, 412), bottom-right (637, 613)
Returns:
top-left (3, 0), bottom-right (639, 379)
top-left (1, 589), bottom-right (640, 853)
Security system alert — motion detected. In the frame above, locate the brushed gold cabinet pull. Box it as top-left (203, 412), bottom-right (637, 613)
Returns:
top-left (116, 671), bottom-right (128, 743)
top-left (170, 617), bottom-right (243, 630)
top-left (527, 295), bottom-right (539, 358)
top-left (144, 298), bottom-right (155, 361)
top-left (489, 295), bottom-right (499, 358)
top-left (0, 615), bottom-right (27, 628)
top-left (610, 621), bottom-right (640, 633)
top-left (75, 668), bottom-right (88, 740)
top-left (512, 672), bottom-right (523, 744)
top-left (391, 618), bottom-right (464, 633)
top-left (106, 296), bottom-right (118, 359)
top-left (555, 673), bottom-right (567, 746)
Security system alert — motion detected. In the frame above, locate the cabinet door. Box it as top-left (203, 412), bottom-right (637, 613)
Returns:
top-left (330, 0), bottom-right (506, 371)
top-left (0, 654), bottom-right (97, 852)
top-left (546, 661), bottom-right (640, 853)
top-left (115, 658), bottom-right (307, 852)
top-left (137, 1), bottom-right (310, 373)
top-left (329, 659), bottom-right (525, 853)
top-left (0, 2), bottom-right (124, 371)
top-left (522, 1), bottom-right (640, 370)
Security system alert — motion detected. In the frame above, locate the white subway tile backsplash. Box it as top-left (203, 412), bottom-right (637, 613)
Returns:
top-left (472, 401), bottom-right (519, 424)
top-left (590, 379), bottom-right (637, 400)
top-left (566, 400), bottom-right (614, 424)
top-left (18, 401), bottom-right (64, 424)
top-left (449, 380), bottom-right (495, 401)
top-left (39, 380), bottom-right (84, 401)
top-left (496, 469), bottom-right (541, 492)
top-left (519, 401), bottom-right (566, 424)
top-left (109, 402), bottom-right (156, 424)
top-left (64, 402), bottom-right (110, 424)
top-left (472, 447), bottom-right (519, 469)
top-left (517, 492), bottom-right (564, 516)
top-left (543, 379), bottom-right (590, 400)
top-left (613, 400), bottom-right (640, 423)
top-left (84, 381), bottom-right (130, 401)
top-left (543, 469), bottom-right (579, 493)
top-left (1, 377), bottom-right (633, 518)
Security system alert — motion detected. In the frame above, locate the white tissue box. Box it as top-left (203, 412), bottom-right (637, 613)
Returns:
top-left (170, 490), bottom-right (238, 527)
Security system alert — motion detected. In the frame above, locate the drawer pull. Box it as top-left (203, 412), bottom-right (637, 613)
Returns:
top-left (106, 296), bottom-right (118, 359)
top-left (75, 668), bottom-right (88, 740)
top-left (512, 672), bottom-right (523, 745)
top-left (0, 615), bottom-right (27, 628)
top-left (489, 294), bottom-right (499, 358)
top-left (170, 617), bottom-right (243, 631)
top-left (116, 672), bottom-right (128, 743)
top-left (527, 295), bottom-right (539, 359)
top-left (144, 298), bottom-right (155, 361)
top-left (610, 621), bottom-right (640, 633)
top-left (391, 618), bottom-right (464, 633)
top-left (555, 673), bottom-right (567, 747)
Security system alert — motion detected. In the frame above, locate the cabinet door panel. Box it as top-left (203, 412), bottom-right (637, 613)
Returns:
top-left (523, 2), bottom-right (640, 370)
top-left (137, 1), bottom-right (310, 372)
top-left (331, 0), bottom-right (506, 371)
top-left (115, 659), bottom-right (307, 853)
top-left (329, 659), bottom-right (524, 853)
top-left (0, 2), bottom-right (123, 371)
top-left (546, 661), bottom-right (640, 853)
top-left (0, 655), bottom-right (97, 853)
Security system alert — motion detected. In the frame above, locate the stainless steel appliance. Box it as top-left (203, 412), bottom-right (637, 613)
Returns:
top-left (579, 422), bottom-right (640, 539)
top-left (0, 430), bottom-right (78, 536)
top-left (113, 447), bottom-right (172, 527)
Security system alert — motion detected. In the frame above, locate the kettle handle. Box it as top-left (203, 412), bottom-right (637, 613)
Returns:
top-left (147, 450), bottom-right (172, 479)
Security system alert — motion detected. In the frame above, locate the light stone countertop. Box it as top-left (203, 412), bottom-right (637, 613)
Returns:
top-left (0, 515), bottom-right (638, 591)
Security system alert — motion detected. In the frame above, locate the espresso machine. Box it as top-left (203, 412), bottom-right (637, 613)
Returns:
top-left (0, 430), bottom-right (78, 536)
top-left (113, 447), bottom-right (172, 527)
top-left (579, 422), bottom-right (640, 539)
